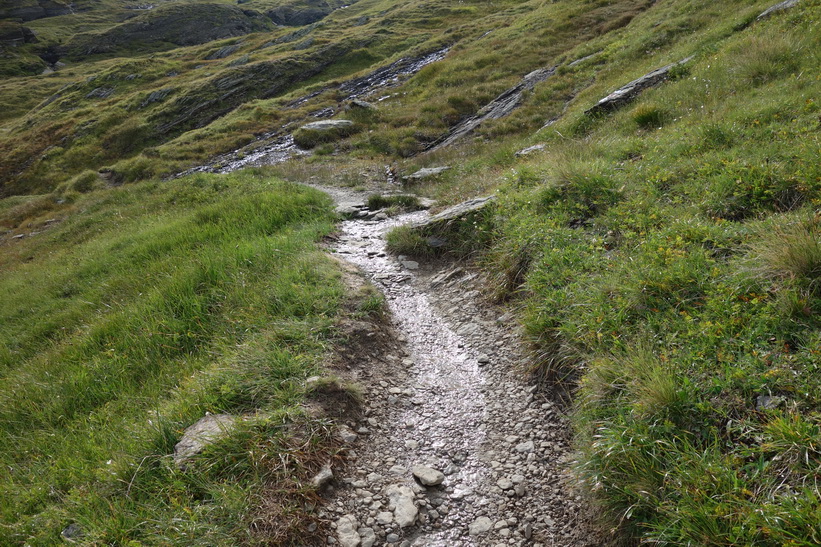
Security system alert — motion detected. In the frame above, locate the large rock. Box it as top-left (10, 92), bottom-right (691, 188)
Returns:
top-left (404, 166), bottom-right (450, 181)
top-left (0, 23), bottom-right (38, 46)
top-left (585, 57), bottom-right (693, 115)
top-left (757, 0), bottom-right (801, 20)
top-left (410, 196), bottom-right (495, 231)
top-left (173, 414), bottom-right (237, 468)
top-left (428, 66), bottom-right (556, 151)
top-left (300, 119), bottom-right (355, 131)
top-left (384, 484), bottom-right (418, 528)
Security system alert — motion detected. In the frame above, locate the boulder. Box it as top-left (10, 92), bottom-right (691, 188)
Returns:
top-left (410, 196), bottom-right (495, 231)
top-left (585, 57), bottom-right (693, 115)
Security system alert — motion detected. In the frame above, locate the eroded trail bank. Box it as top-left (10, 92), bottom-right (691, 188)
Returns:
top-left (318, 197), bottom-right (603, 546)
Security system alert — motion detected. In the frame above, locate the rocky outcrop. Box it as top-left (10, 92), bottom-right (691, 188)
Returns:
top-left (0, 0), bottom-right (72, 22)
top-left (757, 0), bottom-right (801, 20)
top-left (63, 4), bottom-right (272, 59)
top-left (410, 196), bottom-right (495, 231)
top-left (404, 166), bottom-right (450, 181)
top-left (427, 67), bottom-right (556, 152)
top-left (0, 23), bottom-right (38, 46)
top-left (585, 57), bottom-right (693, 115)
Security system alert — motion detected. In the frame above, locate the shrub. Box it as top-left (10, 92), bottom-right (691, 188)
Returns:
top-left (631, 103), bottom-right (670, 130)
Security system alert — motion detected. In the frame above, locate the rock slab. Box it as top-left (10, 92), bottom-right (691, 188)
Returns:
top-left (173, 414), bottom-right (237, 468)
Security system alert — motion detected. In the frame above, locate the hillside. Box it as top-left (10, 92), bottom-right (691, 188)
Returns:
top-left (1, 0), bottom-right (820, 544)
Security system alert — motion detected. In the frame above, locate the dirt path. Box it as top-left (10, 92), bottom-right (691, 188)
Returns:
top-left (317, 189), bottom-right (604, 547)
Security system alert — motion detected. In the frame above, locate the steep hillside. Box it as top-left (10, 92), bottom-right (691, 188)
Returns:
top-left (1, 0), bottom-right (820, 544)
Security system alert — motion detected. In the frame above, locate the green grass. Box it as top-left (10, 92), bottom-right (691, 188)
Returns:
top-left (0, 169), bottom-right (344, 545)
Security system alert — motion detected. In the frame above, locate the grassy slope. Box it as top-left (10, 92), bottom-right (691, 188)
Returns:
top-left (1, 0), bottom-right (820, 544)
top-left (0, 170), bottom-right (344, 544)
top-left (390, 1), bottom-right (821, 544)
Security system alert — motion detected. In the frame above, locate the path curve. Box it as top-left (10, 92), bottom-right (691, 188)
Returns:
top-left (317, 188), bottom-right (603, 547)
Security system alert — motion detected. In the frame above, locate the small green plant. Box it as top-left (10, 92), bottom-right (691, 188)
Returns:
top-left (631, 103), bottom-right (670, 130)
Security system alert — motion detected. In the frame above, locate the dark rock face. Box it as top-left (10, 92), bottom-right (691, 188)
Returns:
top-left (0, 23), bottom-right (38, 46)
top-left (0, 0), bottom-right (72, 22)
top-left (63, 3), bottom-right (272, 59)
top-left (266, 0), bottom-right (349, 26)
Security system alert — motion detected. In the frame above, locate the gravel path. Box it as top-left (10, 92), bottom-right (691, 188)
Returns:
top-left (319, 199), bottom-right (603, 547)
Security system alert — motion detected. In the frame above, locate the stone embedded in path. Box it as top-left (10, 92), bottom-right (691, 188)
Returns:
top-left (515, 440), bottom-right (535, 453)
top-left (385, 484), bottom-right (418, 528)
top-left (173, 413), bottom-right (237, 468)
top-left (401, 260), bottom-right (419, 270)
top-left (412, 465), bottom-right (445, 486)
top-left (336, 514), bottom-right (360, 547)
top-left (338, 425), bottom-right (358, 443)
top-left (410, 196), bottom-right (495, 232)
top-left (469, 516), bottom-right (494, 536)
top-left (497, 477), bottom-right (514, 490)
top-left (359, 527), bottom-right (376, 547)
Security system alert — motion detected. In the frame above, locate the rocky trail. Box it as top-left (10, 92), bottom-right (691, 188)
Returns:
top-left (314, 186), bottom-right (605, 547)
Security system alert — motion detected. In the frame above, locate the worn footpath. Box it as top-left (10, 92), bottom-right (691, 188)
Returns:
top-left (316, 191), bottom-right (606, 547)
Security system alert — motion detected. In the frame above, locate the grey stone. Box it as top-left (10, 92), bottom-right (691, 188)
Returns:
top-left (515, 144), bottom-right (546, 157)
top-left (497, 477), bottom-right (514, 490)
top-left (360, 527), bottom-right (376, 547)
top-left (173, 414), bottom-right (237, 468)
top-left (410, 196), bottom-right (495, 231)
top-left (515, 440), bottom-right (535, 453)
top-left (756, 395), bottom-right (785, 410)
top-left (757, 0), bottom-right (801, 20)
top-left (469, 516), bottom-right (493, 536)
top-left (405, 166), bottom-right (450, 181)
top-left (585, 57), bottom-right (693, 115)
top-left (429, 67), bottom-right (556, 151)
top-left (338, 425), bottom-right (359, 443)
top-left (412, 465), bottom-right (445, 486)
top-left (301, 120), bottom-right (355, 132)
top-left (336, 514), bottom-right (360, 547)
top-left (311, 463), bottom-right (334, 489)
top-left (385, 484), bottom-right (418, 527)
top-left (386, 533), bottom-right (400, 543)
top-left (401, 261), bottom-right (419, 270)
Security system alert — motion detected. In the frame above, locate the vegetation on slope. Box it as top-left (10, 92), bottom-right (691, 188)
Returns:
top-left (1, 0), bottom-right (820, 544)
top-left (0, 170), bottom-right (344, 544)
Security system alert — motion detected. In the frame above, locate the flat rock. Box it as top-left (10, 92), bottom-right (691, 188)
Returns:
top-left (515, 144), bottom-right (545, 157)
top-left (173, 414), bottom-right (237, 468)
top-left (514, 440), bottom-right (535, 453)
top-left (385, 484), bottom-right (418, 528)
top-left (410, 196), bottom-right (495, 231)
top-left (469, 516), bottom-right (493, 536)
top-left (405, 166), bottom-right (450, 181)
top-left (336, 514), bottom-right (360, 547)
top-left (757, 0), bottom-right (801, 20)
top-left (412, 465), bottom-right (445, 486)
top-left (301, 120), bottom-right (355, 131)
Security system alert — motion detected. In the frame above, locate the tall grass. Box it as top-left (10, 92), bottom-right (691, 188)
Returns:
top-left (0, 169), bottom-right (343, 544)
